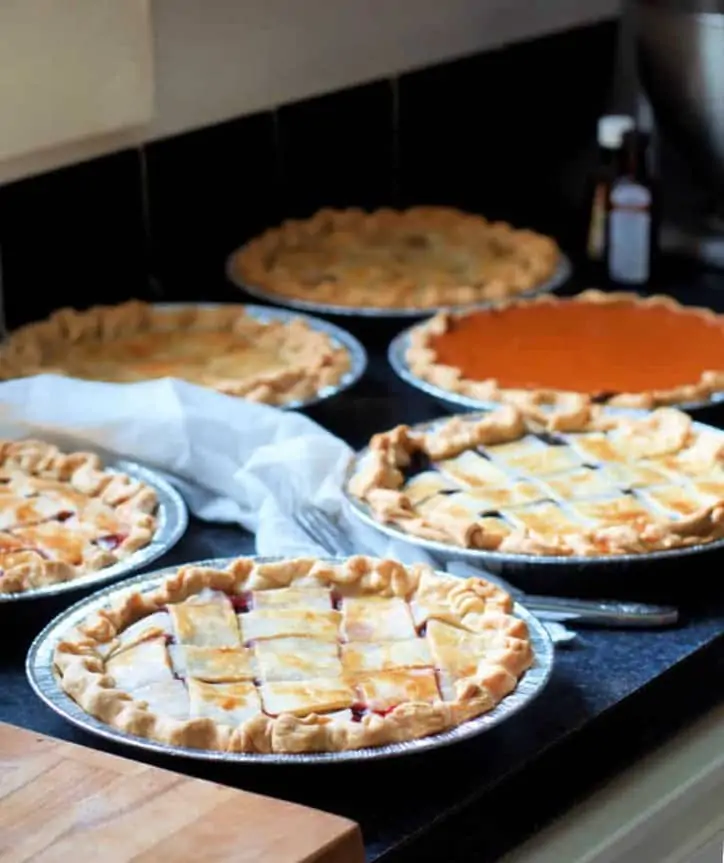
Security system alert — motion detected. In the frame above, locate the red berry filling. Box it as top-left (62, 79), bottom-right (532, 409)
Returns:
top-left (373, 704), bottom-right (399, 718)
top-left (94, 533), bottom-right (128, 551)
top-left (351, 703), bottom-right (367, 722)
top-left (230, 591), bottom-right (252, 613)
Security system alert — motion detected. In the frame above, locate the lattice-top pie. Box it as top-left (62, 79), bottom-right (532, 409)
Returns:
top-left (348, 404), bottom-right (724, 557)
top-left (406, 290), bottom-right (724, 411)
top-left (0, 440), bottom-right (158, 594)
top-left (0, 301), bottom-right (351, 406)
top-left (230, 207), bottom-right (561, 310)
top-left (53, 555), bottom-right (534, 753)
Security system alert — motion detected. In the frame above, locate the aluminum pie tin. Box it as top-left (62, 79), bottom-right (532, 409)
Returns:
top-left (343, 410), bottom-right (724, 570)
top-left (388, 321), bottom-right (724, 416)
top-left (155, 303), bottom-right (367, 410)
top-left (26, 555), bottom-right (554, 765)
top-left (0, 460), bottom-right (188, 604)
top-left (227, 254), bottom-right (572, 320)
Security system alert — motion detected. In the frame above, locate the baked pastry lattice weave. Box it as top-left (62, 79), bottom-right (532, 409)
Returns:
top-left (54, 555), bottom-right (534, 753)
top-left (347, 405), bottom-right (724, 557)
top-left (0, 439), bottom-right (158, 594)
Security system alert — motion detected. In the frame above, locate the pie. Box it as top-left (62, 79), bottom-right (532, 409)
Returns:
top-left (347, 404), bottom-right (724, 557)
top-left (0, 301), bottom-right (351, 406)
top-left (230, 207), bottom-right (561, 310)
top-left (0, 439), bottom-right (158, 594)
top-left (53, 554), bottom-right (534, 753)
top-left (406, 290), bottom-right (724, 411)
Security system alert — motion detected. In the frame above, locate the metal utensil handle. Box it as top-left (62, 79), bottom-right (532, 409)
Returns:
top-left (523, 594), bottom-right (679, 627)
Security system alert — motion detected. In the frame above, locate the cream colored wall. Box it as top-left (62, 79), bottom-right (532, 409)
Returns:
top-left (0, 0), bottom-right (620, 185)
top-left (0, 0), bottom-right (153, 179)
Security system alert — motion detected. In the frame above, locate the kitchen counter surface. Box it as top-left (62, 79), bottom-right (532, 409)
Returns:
top-left (2, 259), bottom-right (724, 862)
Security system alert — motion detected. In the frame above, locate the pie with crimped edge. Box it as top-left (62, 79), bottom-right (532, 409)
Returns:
top-left (0, 440), bottom-right (158, 594)
top-left (347, 404), bottom-right (724, 557)
top-left (230, 207), bottom-right (561, 310)
top-left (53, 555), bottom-right (534, 753)
top-left (405, 290), bottom-right (724, 413)
top-left (0, 301), bottom-right (351, 406)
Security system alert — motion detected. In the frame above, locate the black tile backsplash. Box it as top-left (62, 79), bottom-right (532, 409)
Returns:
top-left (0, 19), bottom-right (617, 324)
top-left (276, 80), bottom-right (396, 219)
top-left (397, 20), bottom-right (619, 249)
top-left (143, 111), bottom-right (278, 302)
top-left (0, 149), bottom-right (149, 330)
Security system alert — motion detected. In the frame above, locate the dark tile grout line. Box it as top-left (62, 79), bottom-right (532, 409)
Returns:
top-left (270, 106), bottom-right (286, 214)
top-left (390, 75), bottom-right (401, 208)
top-left (136, 146), bottom-right (164, 300)
top-left (0, 243), bottom-right (6, 341)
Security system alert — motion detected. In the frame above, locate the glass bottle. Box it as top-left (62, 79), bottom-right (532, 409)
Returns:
top-left (585, 115), bottom-right (635, 278)
top-left (606, 129), bottom-right (657, 286)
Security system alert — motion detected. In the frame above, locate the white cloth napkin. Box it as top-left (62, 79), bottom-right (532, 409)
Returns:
top-left (0, 374), bottom-right (436, 565)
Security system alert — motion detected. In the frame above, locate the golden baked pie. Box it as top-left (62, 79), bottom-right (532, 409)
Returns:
top-left (406, 290), bottom-right (724, 411)
top-left (347, 404), bottom-right (724, 557)
top-left (53, 555), bottom-right (534, 753)
top-left (230, 207), bottom-right (561, 310)
top-left (0, 440), bottom-right (157, 594)
top-left (0, 301), bottom-right (351, 406)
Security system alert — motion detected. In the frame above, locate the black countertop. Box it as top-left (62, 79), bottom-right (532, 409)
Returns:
top-left (3, 261), bottom-right (724, 862)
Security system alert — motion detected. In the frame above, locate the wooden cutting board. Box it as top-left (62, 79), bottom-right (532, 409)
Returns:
top-left (0, 722), bottom-right (364, 863)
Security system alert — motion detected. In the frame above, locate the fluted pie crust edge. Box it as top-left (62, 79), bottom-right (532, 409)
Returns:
top-left (53, 555), bottom-right (534, 754)
top-left (347, 405), bottom-right (724, 557)
top-left (405, 289), bottom-right (724, 413)
top-left (0, 440), bottom-right (158, 594)
top-left (230, 207), bottom-right (561, 310)
top-left (0, 301), bottom-right (351, 406)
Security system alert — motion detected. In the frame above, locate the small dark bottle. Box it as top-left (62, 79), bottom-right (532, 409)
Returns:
top-left (606, 129), bottom-right (658, 287)
top-left (584, 115), bottom-right (635, 280)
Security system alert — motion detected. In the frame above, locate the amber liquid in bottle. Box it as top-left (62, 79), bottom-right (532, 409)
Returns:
top-left (583, 115), bottom-right (634, 283)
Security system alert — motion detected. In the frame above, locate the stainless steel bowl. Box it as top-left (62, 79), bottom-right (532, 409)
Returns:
top-left (635, 0), bottom-right (724, 189)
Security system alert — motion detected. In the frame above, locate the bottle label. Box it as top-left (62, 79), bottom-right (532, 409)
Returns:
top-left (608, 181), bottom-right (652, 284)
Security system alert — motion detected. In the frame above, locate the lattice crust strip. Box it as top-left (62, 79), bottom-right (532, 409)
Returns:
top-left (0, 439), bottom-right (158, 594)
top-left (54, 555), bottom-right (534, 754)
top-left (348, 405), bottom-right (724, 557)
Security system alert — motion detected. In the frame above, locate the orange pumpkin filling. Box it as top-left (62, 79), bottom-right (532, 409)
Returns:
top-left (429, 300), bottom-right (724, 395)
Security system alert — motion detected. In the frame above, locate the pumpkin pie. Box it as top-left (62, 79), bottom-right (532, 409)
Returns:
top-left (347, 404), bottom-right (724, 557)
top-left (405, 290), bottom-right (724, 412)
top-left (229, 206), bottom-right (561, 310)
top-left (53, 554), bottom-right (533, 753)
top-left (0, 439), bottom-right (158, 594)
top-left (0, 301), bottom-right (352, 407)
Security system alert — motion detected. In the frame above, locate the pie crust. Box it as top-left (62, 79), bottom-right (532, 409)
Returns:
top-left (53, 555), bottom-right (534, 753)
top-left (347, 404), bottom-right (724, 557)
top-left (230, 207), bottom-right (561, 310)
top-left (0, 440), bottom-right (158, 594)
top-left (405, 290), bottom-right (724, 411)
top-left (0, 301), bottom-right (351, 406)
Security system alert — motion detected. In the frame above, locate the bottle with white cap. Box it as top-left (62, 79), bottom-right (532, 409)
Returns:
top-left (585, 114), bottom-right (636, 267)
top-left (607, 128), bottom-right (657, 286)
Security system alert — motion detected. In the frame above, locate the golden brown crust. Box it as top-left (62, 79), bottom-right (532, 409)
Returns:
top-left (53, 555), bottom-right (533, 753)
top-left (347, 405), bottom-right (724, 557)
top-left (0, 439), bottom-right (158, 594)
top-left (229, 207), bottom-right (561, 310)
top-left (0, 301), bottom-right (351, 407)
top-left (405, 289), bottom-right (724, 413)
